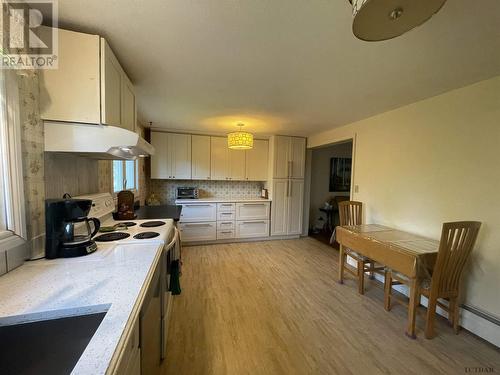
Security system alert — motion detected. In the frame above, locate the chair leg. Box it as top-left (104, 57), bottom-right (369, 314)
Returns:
top-left (369, 262), bottom-right (375, 280)
top-left (453, 298), bottom-right (461, 334)
top-left (448, 298), bottom-right (455, 327)
top-left (357, 259), bottom-right (365, 295)
top-left (425, 296), bottom-right (438, 339)
top-left (384, 270), bottom-right (392, 311)
top-left (338, 244), bottom-right (345, 284)
top-left (406, 279), bottom-right (419, 339)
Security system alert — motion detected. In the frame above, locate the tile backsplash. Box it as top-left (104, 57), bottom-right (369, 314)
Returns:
top-left (149, 180), bottom-right (264, 204)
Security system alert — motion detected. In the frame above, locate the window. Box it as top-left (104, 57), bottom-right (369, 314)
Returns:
top-left (0, 70), bottom-right (26, 241)
top-left (112, 160), bottom-right (138, 193)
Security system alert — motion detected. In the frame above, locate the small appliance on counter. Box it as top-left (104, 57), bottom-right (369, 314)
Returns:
top-left (45, 196), bottom-right (101, 259)
top-left (176, 187), bottom-right (199, 200)
top-left (116, 190), bottom-right (136, 220)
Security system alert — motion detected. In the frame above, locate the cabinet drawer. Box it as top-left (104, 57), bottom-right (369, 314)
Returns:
top-left (236, 220), bottom-right (270, 238)
top-left (217, 220), bottom-right (235, 230)
top-left (180, 204), bottom-right (217, 222)
top-left (235, 202), bottom-right (270, 221)
top-left (217, 211), bottom-right (236, 221)
top-left (217, 203), bottom-right (235, 212)
top-left (217, 229), bottom-right (235, 239)
top-left (179, 222), bottom-right (216, 241)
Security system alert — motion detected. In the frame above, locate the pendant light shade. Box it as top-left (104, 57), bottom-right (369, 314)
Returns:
top-left (227, 123), bottom-right (254, 150)
top-left (350, 0), bottom-right (447, 41)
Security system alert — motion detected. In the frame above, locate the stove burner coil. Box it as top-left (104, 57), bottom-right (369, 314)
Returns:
top-left (94, 232), bottom-right (130, 242)
top-left (140, 221), bottom-right (166, 228)
top-left (133, 232), bottom-right (160, 239)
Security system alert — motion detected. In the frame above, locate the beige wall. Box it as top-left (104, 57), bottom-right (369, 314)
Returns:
top-left (309, 142), bottom-right (352, 228)
top-left (308, 76), bottom-right (500, 318)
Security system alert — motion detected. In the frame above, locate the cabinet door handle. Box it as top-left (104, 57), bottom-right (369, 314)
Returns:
top-left (221, 231), bottom-right (232, 234)
top-left (221, 222), bottom-right (232, 225)
top-left (286, 180), bottom-right (290, 197)
top-left (220, 212), bottom-right (233, 215)
top-left (185, 204), bottom-right (212, 207)
top-left (288, 160), bottom-right (292, 178)
top-left (242, 221), bottom-right (266, 224)
top-left (242, 203), bottom-right (265, 206)
top-left (184, 223), bottom-right (212, 227)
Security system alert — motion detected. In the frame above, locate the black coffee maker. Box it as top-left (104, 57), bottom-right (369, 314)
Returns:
top-left (45, 197), bottom-right (101, 259)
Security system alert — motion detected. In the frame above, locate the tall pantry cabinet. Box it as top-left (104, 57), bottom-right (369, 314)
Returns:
top-left (269, 136), bottom-right (306, 236)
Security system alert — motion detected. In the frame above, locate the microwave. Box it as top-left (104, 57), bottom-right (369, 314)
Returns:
top-left (176, 187), bottom-right (199, 199)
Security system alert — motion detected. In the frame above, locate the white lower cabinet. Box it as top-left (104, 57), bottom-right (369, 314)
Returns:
top-left (236, 220), bottom-right (270, 238)
top-left (270, 179), bottom-right (304, 236)
top-left (217, 229), bottom-right (235, 239)
top-left (179, 204), bottom-right (217, 222)
top-left (178, 222), bottom-right (217, 241)
top-left (115, 319), bottom-right (140, 375)
top-left (235, 202), bottom-right (270, 221)
top-left (217, 220), bottom-right (235, 230)
top-left (178, 200), bottom-right (270, 243)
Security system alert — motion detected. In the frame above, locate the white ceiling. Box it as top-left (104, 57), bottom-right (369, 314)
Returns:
top-left (52, 0), bottom-right (500, 136)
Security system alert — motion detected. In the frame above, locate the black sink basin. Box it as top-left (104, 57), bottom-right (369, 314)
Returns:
top-left (0, 312), bottom-right (106, 375)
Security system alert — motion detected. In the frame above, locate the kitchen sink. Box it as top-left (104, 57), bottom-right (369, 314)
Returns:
top-left (0, 312), bottom-right (106, 375)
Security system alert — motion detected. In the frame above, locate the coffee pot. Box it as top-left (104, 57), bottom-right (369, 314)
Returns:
top-left (45, 197), bottom-right (101, 259)
top-left (61, 217), bottom-right (100, 247)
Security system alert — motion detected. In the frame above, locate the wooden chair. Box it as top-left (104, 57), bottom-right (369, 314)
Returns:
top-left (384, 221), bottom-right (482, 338)
top-left (337, 201), bottom-right (384, 294)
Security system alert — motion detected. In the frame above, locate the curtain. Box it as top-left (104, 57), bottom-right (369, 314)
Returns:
top-left (0, 68), bottom-right (26, 240)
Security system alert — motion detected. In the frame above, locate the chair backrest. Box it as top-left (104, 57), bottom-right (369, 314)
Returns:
top-left (338, 201), bottom-right (363, 226)
top-left (431, 221), bottom-right (482, 295)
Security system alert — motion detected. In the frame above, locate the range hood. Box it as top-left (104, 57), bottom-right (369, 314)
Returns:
top-left (44, 122), bottom-right (155, 160)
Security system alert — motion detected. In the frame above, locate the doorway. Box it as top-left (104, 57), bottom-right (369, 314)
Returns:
top-left (308, 140), bottom-right (353, 246)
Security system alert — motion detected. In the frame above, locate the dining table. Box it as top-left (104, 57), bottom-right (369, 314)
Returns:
top-left (336, 224), bottom-right (440, 338)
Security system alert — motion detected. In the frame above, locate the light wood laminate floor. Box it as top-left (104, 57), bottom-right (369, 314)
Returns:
top-left (164, 237), bottom-right (499, 375)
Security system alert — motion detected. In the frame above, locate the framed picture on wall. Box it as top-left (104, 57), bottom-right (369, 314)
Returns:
top-left (329, 157), bottom-right (352, 192)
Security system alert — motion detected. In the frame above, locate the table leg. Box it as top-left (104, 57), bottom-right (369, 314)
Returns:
top-left (338, 244), bottom-right (345, 284)
top-left (406, 278), bottom-right (418, 339)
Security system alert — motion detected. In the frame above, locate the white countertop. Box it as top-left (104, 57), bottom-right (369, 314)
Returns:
top-left (175, 197), bottom-right (271, 203)
top-left (0, 242), bottom-right (164, 374)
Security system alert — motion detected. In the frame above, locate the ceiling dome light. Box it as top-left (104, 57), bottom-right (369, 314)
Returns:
top-left (349, 0), bottom-right (447, 41)
top-left (227, 123), bottom-right (254, 150)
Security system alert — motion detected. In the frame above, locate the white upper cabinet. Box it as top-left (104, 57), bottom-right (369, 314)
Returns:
top-left (40, 28), bottom-right (136, 132)
top-left (120, 75), bottom-right (136, 132)
top-left (191, 135), bottom-right (211, 180)
top-left (151, 133), bottom-right (270, 181)
top-left (40, 28), bottom-right (101, 124)
top-left (290, 137), bottom-right (306, 179)
top-left (100, 39), bottom-right (122, 126)
top-left (210, 137), bottom-right (229, 180)
top-left (228, 149), bottom-right (246, 180)
top-left (211, 137), bottom-right (247, 181)
top-left (170, 133), bottom-right (192, 179)
top-left (271, 136), bottom-right (306, 179)
top-left (151, 132), bottom-right (169, 179)
top-left (245, 139), bottom-right (269, 181)
top-left (151, 132), bottom-right (191, 179)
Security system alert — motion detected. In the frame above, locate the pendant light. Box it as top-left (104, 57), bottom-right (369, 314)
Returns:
top-left (227, 123), bottom-right (254, 150)
top-left (349, 0), bottom-right (447, 41)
